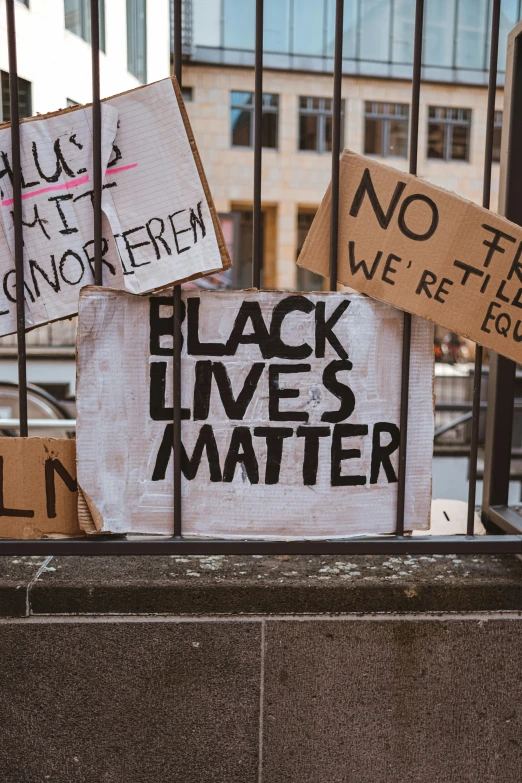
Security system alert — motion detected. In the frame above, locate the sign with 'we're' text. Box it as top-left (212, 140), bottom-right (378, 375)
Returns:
top-left (298, 151), bottom-right (522, 364)
top-left (0, 78), bottom-right (229, 336)
top-left (76, 288), bottom-right (434, 538)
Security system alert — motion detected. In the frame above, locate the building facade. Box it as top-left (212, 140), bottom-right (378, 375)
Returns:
top-left (182, 0), bottom-right (522, 289)
top-left (0, 0), bottom-right (170, 403)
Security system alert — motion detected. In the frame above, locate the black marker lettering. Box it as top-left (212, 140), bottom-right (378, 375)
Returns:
top-left (349, 167), bottom-right (406, 228)
top-left (348, 240), bottom-right (382, 280)
top-left (370, 423), bottom-right (400, 484)
top-left (223, 426), bottom-right (259, 484)
top-left (45, 457), bottom-right (77, 518)
top-left (59, 250), bottom-right (85, 286)
top-left (331, 423), bottom-right (368, 486)
top-left (146, 217), bottom-right (172, 260)
top-left (397, 193), bottom-right (439, 241)
top-left (315, 300), bottom-right (349, 359)
top-left (269, 364), bottom-right (310, 422)
top-left (122, 225), bottom-right (151, 268)
top-left (253, 426), bottom-right (293, 484)
top-left (296, 426), bottom-right (330, 485)
top-left (29, 257), bottom-right (60, 297)
top-left (267, 295), bottom-right (314, 359)
top-left (321, 360), bottom-right (356, 423)
top-left (48, 194), bottom-right (78, 235)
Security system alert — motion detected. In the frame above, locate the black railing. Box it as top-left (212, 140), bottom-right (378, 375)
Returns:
top-left (2, 0), bottom-right (522, 555)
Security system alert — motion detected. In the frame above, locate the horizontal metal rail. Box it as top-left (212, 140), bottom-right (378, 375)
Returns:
top-left (0, 535), bottom-right (519, 556)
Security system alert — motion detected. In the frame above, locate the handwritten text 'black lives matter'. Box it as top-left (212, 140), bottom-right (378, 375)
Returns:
top-left (148, 294), bottom-right (401, 488)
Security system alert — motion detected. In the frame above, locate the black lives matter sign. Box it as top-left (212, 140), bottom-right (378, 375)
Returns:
top-left (298, 151), bottom-right (522, 364)
top-left (76, 288), bottom-right (433, 538)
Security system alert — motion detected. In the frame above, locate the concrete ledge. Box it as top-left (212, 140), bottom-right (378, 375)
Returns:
top-left (0, 553), bottom-right (520, 617)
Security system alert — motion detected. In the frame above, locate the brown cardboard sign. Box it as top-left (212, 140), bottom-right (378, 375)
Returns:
top-left (76, 287), bottom-right (434, 538)
top-left (298, 151), bottom-right (522, 363)
top-left (0, 437), bottom-right (81, 539)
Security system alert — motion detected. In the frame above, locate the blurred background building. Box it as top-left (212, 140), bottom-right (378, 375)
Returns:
top-left (1, 0), bottom-right (522, 501)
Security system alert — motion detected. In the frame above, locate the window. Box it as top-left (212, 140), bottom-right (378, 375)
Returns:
top-left (293, 0), bottom-right (324, 55)
top-left (427, 107), bottom-right (471, 162)
top-left (231, 92), bottom-right (278, 149)
top-left (455, 0), bottom-right (488, 69)
top-left (359, 0), bottom-right (391, 62)
top-left (181, 86), bottom-right (193, 103)
top-left (64, 0), bottom-right (106, 52)
top-left (364, 102), bottom-right (409, 158)
top-left (127, 0), bottom-right (147, 83)
top-left (492, 111), bottom-right (502, 163)
top-left (299, 97), bottom-right (344, 154)
top-left (0, 71), bottom-right (32, 123)
top-left (296, 212), bottom-right (324, 291)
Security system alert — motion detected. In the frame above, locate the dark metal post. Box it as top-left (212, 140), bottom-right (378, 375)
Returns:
top-left (396, 0), bottom-right (424, 535)
top-left (5, 0), bottom-right (28, 437)
top-left (329, 0), bottom-right (344, 292)
top-left (467, 0), bottom-right (501, 535)
top-left (482, 23), bottom-right (522, 521)
top-left (173, 0), bottom-right (183, 537)
top-left (252, 0), bottom-right (263, 289)
top-left (90, 0), bottom-right (103, 286)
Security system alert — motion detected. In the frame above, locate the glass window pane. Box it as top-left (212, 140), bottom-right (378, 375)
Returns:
top-left (360, 0), bottom-right (391, 61)
top-left (456, 0), bottom-right (488, 69)
top-left (231, 109), bottom-right (252, 147)
top-left (326, 0), bottom-right (357, 58)
top-left (324, 115), bottom-right (333, 152)
top-left (427, 123), bottom-right (446, 158)
top-left (388, 120), bottom-right (408, 157)
top-left (293, 0), bottom-right (325, 55)
top-left (64, 0), bottom-right (83, 37)
top-left (223, 0), bottom-right (255, 50)
top-left (299, 114), bottom-right (319, 151)
top-left (450, 124), bottom-right (470, 161)
top-left (424, 0), bottom-right (456, 67)
top-left (392, 0), bottom-right (416, 63)
top-left (261, 112), bottom-right (278, 148)
top-left (231, 91), bottom-right (254, 106)
top-left (264, 0), bottom-right (290, 52)
top-left (365, 118), bottom-right (383, 155)
top-left (127, 0), bottom-right (147, 83)
top-left (1, 71), bottom-right (32, 121)
top-left (492, 125), bottom-right (502, 163)
top-left (494, 0), bottom-right (519, 72)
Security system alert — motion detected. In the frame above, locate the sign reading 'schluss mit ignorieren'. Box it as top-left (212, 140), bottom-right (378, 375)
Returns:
top-left (0, 78), bottom-right (229, 336)
top-left (76, 288), bottom-right (434, 538)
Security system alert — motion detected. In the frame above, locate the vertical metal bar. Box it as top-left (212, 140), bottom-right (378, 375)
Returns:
top-left (482, 24), bottom-right (522, 520)
top-left (396, 0), bottom-right (424, 535)
top-left (252, 0), bottom-right (264, 289)
top-left (467, 0), bottom-right (501, 536)
top-left (90, 0), bottom-right (103, 286)
top-left (329, 0), bottom-right (344, 292)
top-left (173, 0), bottom-right (183, 538)
top-left (5, 0), bottom-right (28, 438)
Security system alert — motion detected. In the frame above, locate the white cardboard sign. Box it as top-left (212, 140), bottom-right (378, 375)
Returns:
top-left (77, 288), bottom-right (434, 538)
top-left (0, 79), bottom-right (229, 336)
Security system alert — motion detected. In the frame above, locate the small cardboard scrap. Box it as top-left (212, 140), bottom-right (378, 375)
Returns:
top-left (0, 437), bottom-right (81, 539)
top-left (0, 78), bottom-right (230, 336)
top-left (298, 151), bottom-right (522, 364)
top-left (76, 287), bottom-right (434, 538)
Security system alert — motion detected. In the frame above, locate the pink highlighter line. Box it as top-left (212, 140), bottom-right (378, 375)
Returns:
top-left (1, 173), bottom-right (90, 207)
top-left (105, 163), bottom-right (138, 175)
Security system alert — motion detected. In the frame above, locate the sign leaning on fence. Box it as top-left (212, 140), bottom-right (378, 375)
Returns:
top-left (298, 151), bottom-right (522, 365)
top-left (0, 78), bottom-right (229, 336)
top-left (76, 287), bottom-right (434, 538)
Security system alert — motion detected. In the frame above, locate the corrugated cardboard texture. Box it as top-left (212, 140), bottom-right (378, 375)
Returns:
top-left (0, 437), bottom-right (82, 539)
top-left (298, 151), bottom-right (522, 364)
top-left (76, 287), bottom-right (434, 538)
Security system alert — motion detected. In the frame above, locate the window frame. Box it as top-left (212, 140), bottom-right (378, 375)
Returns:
top-left (127, 0), bottom-right (147, 83)
top-left (492, 110), bottom-right (502, 164)
top-left (230, 91), bottom-right (279, 150)
top-left (298, 96), bottom-right (344, 154)
top-left (364, 101), bottom-right (410, 159)
top-left (64, 0), bottom-right (106, 53)
top-left (427, 106), bottom-right (472, 162)
top-left (0, 70), bottom-right (32, 123)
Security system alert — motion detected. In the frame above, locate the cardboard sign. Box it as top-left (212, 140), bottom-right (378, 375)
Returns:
top-left (0, 78), bottom-right (229, 336)
top-left (298, 151), bottom-right (522, 364)
top-left (76, 287), bottom-right (434, 538)
top-left (0, 437), bottom-right (81, 539)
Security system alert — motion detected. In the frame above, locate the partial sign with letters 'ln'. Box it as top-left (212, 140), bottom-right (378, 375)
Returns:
top-left (76, 288), bottom-right (434, 538)
top-left (0, 78), bottom-right (229, 336)
top-left (298, 151), bottom-right (522, 364)
top-left (0, 438), bottom-right (81, 539)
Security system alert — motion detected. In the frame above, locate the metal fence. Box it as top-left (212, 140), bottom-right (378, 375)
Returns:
top-left (2, 0), bottom-right (522, 555)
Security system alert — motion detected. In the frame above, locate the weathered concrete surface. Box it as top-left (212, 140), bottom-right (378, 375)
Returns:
top-left (24, 553), bottom-right (522, 615)
top-left (1, 554), bottom-right (522, 782)
top-left (0, 620), bottom-right (261, 783)
top-left (263, 617), bottom-right (522, 783)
